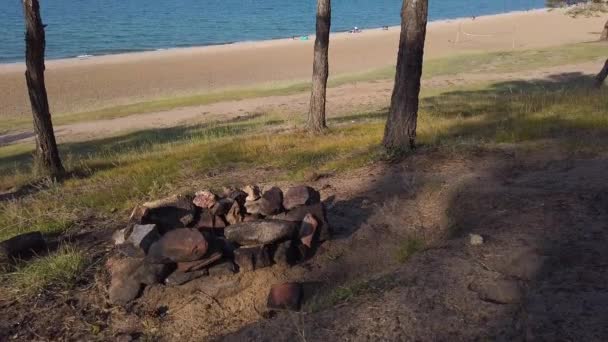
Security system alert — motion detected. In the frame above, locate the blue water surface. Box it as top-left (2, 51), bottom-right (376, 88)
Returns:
top-left (0, 0), bottom-right (544, 63)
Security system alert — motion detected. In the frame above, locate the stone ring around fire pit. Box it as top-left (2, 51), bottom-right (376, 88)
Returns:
top-left (107, 185), bottom-right (330, 307)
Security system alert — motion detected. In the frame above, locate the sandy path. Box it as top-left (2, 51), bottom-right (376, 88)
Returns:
top-left (0, 9), bottom-right (605, 118)
top-left (1, 58), bottom-right (602, 146)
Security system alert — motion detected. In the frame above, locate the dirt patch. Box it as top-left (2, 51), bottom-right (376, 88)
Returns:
top-left (3, 146), bottom-right (608, 341)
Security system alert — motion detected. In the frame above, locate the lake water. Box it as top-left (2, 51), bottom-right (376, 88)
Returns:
top-left (0, 0), bottom-right (544, 63)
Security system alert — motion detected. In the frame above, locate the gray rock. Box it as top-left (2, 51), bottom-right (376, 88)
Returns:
top-left (225, 220), bottom-right (297, 245)
top-left (469, 278), bottom-right (522, 304)
top-left (146, 228), bottom-right (208, 263)
top-left (244, 200), bottom-right (262, 215)
top-left (127, 224), bottom-right (160, 252)
top-left (0, 231), bottom-right (46, 264)
top-left (283, 186), bottom-right (321, 210)
top-left (259, 187), bottom-right (284, 216)
top-left (142, 194), bottom-right (196, 231)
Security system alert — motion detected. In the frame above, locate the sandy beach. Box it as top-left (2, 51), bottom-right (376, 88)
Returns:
top-left (0, 9), bottom-right (605, 118)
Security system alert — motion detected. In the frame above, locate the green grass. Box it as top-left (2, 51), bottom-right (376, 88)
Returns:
top-left (7, 245), bottom-right (87, 295)
top-left (2, 41), bottom-right (607, 134)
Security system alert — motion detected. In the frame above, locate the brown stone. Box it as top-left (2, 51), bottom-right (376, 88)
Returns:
top-left (259, 187), bottom-right (284, 216)
top-left (177, 251), bottom-right (222, 272)
top-left (228, 189), bottom-right (248, 207)
top-left (299, 213), bottom-right (318, 248)
top-left (267, 283), bottom-right (303, 311)
top-left (128, 206), bottom-right (149, 225)
top-left (273, 240), bottom-right (295, 267)
top-left (193, 190), bottom-right (218, 209)
top-left (234, 245), bottom-right (272, 272)
top-left (134, 262), bottom-right (171, 285)
top-left (146, 228), bottom-right (208, 263)
top-left (210, 198), bottom-right (234, 216)
top-left (283, 186), bottom-right (321, 210)
top-left (106, 257), bottom-right (144, 305)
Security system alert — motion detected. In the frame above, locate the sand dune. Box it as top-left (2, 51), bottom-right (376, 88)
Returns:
top-left (0, 9), bottom-right (605, 118)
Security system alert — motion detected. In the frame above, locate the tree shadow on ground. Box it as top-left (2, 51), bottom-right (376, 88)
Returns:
top-left (219, 72), bottom-right (608, 340)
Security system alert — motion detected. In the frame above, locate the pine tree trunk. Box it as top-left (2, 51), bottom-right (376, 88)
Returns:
top-left (601, 19), bottom-right (608, 41)
top-left (307, 0), bottom-right (331, 133)
top-left (383, 0), bottom-right (429, 151)
top-left (596, 58), bottom-right (608, 88)
top-left (23, 0), bottom-right (64, 178)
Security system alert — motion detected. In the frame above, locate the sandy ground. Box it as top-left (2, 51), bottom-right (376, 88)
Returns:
top-left (0, 59), bottom-right (604, 146)
top-left (0, 9), bottom-right (605, 119)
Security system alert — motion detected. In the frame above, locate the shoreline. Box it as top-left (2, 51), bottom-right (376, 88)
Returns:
top-left (0, 8), bottom-right (548, 71)
top-left (0, 7), bottom-right (604, 119)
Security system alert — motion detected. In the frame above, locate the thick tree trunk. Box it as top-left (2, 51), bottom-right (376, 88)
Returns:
top-left (601, 19), bottom-right (608, 41)
top-left (307, 0), bottom-right (331, 133)
top-left (383, 0), bottom-right (429, 151)
top-left (23, 0), bottom-right (64, 178)
top-left (596, 58), bottom-right (608, 88)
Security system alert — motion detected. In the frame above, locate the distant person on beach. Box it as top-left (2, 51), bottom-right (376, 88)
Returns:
top-left (350, 26), bottom-right (362, 33)
top-left (382, 26), bottom-right (389, 30)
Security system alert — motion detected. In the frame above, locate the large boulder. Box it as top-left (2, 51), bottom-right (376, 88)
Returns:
top-left (142, 195), bottom-right (196, 232)
top-left (0, 232), bottom-right (46, 264)
top-left (146, 228), bottom-right (208, 264)
top-left (225, 220), bottom-right (297, 246)
top-left (283, 186), bottom-right (320, 210)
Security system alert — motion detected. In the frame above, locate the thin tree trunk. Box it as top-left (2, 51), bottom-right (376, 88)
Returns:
top-left (307, 0), bottom-right (331, 133)
top-left (601, 19), bottom-right (608, 41)
top-left (596, 58), bottom-right (608, 88)
top-left (383, 0), bottom-right (429, 151)
top-left (23, 0), bottom-right (64, 178)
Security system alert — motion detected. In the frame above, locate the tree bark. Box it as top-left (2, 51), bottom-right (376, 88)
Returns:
top-left (23, 0), bottom-right (64, 178)
top-left (601, 19), bottom-right (608, 41)
top-left (383, 0), bottom-right (429, 151)
top-left (307, 0), bottom-right (331, 133)
top-left (596, 58), bottom-right (608, 88)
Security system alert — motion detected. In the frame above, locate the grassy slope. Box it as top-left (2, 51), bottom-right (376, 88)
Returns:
top-left (1, 42), bottom-right (608, 294)
top-left (1, 42), bottom-right (607, 134)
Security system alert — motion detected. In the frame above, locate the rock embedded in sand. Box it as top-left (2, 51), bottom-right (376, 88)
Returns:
top-left (106, 257), bottom-right (144, 305)
top-left (469, 278), bottom-right (522, 304)
top-left (134, 261), bottom-right (171, 285)
top-left (208, 261), bottom-right (237, 277)
top-left (142, 194), bottom-right (196, 231)
top-left (127, 224), bottom-right (160, 252)
top-left (146, 228), bottom-right (208, 264)
top-left (193, 190), bottom-right (218, 209)
top-left (283, 185), bottom-right (321, 210)
top-left (259, 187), bottom-right (284, 216)
top-left (225, 220), bottom-right (297, 245)
top-left (267, 283), bottom-right (303, 311)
